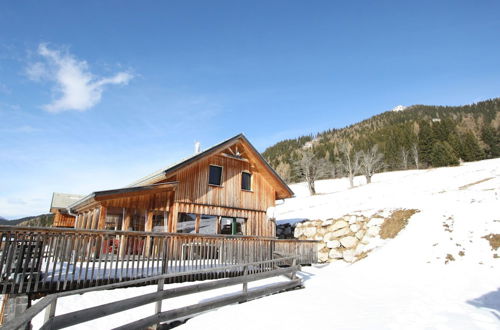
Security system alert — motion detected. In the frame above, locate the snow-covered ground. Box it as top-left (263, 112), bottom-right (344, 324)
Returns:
top-left (33, 159), bottom-right (500, 329)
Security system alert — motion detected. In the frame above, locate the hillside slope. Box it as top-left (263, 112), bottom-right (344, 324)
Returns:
top-left (264, 98), bottom-right (500, 182)
top-left (184, 158), bottom-right (500, 329)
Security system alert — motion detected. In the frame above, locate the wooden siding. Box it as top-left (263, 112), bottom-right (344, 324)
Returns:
top-left (171, 154), bottom-right (276, 212)
top-left (52, 212), bottom-right (75, 228)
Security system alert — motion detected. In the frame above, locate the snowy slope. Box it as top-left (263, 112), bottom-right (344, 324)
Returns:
top-left (32, 159), bottom-right (500, 329)
top-left (186, 158), bottom-right (500, 329)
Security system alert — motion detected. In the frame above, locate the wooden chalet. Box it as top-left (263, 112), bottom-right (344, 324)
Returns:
top-left (50, 134), bottom-right (294, 237)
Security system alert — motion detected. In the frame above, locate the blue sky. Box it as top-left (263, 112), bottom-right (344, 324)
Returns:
top-left (1, 1), bottom-right (500, 218)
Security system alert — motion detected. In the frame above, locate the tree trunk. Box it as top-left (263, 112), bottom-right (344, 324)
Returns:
top-left (348, 174), bottom-right (354, 188)
top-left (307, 180), bottom-right (316, 195)
top-left (366, 174), bottom-right (372, 184)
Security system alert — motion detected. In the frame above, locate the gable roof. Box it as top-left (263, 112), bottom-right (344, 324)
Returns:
top-left (127, 133), bottom-right (294, 199)
top-left (50, 193), bottom-right (85, 212)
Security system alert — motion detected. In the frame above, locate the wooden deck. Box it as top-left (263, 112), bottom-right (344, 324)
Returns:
top-left (0, 226), bottom-right (318, 295)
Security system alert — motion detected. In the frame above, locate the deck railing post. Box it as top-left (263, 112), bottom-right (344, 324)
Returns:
top-left (43, 298), bottom-right (57, 328)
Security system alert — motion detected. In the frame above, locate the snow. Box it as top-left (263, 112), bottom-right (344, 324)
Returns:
top-left (32, 159), bottom-right (500, 329)
top-left (392, 105), bottom-right (407, 111)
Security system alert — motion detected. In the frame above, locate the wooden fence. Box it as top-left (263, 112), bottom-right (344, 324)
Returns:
top-left (1, 256), bottom-right (302, 330)
top-left (0, 226), bottom-right (317, 295)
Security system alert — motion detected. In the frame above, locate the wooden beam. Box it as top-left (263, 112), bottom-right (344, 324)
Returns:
top-left (97, 206), bottom-right (107, 230)
top-left (119, 209), bottom-right (132, 258)
top-left (91, 208), bottom-right (100, 229)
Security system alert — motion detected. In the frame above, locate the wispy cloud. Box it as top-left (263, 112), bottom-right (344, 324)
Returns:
top-left (26, 43), bottom-right (133, 113)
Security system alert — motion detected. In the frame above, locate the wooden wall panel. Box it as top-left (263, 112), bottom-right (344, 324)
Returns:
top-left (172, 155), bottom-right (276, 212)
top-left (53, 212), bottom-right (76, 228)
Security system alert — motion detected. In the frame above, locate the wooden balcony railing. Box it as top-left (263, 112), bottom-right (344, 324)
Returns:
top-left (0, 226), bottom-right (318, 294)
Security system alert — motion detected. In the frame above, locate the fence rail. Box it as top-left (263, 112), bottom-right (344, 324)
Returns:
top-left (0, 226), bottom-right (317, 294)
top-left (2, 256), bottom-right (302, 330)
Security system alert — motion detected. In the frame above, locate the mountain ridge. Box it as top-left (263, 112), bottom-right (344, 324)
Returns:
top-left (263, 98), bottom-right (500, 183)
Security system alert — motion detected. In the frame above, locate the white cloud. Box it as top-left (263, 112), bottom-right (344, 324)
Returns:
top-left (26, 43), bottom-right (133, 113)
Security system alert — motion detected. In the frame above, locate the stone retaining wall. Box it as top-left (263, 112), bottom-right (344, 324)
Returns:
top-left (294, 213), bottom-right (387, 263)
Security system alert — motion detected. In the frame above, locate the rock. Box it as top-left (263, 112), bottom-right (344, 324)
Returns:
top-left (318, 250), bottom-right (329, 263)
top-left (293, 227), bottom-right (302, 238)
top-left (318, 242), bottom-right (327, 250)
top-left (323, 219), bottom-right (334, 226)
top-left (328, 249), bottom-right (343, 259)
top-left (350, 224), bottom-right (360, 233)
top-left (312, 220), bottom-right (323, 227)
top-left (343, 249), bottom-right (356, 262)
top-left (326, 240), bottom-right (340, 248)
top-left (317, 227), bottom-right (327, 235)
top-left (314, 233), bottom-right (324, 241)
top-left (330, 227), bottom-right (351, 238)
top-left (355, 230), bottom-right (366, 240)
top-left (340, 236), bottom-right (358, 248)
top-left (348, 215), bottom-right (357, 224)
top-left (327, 220), bottom-right (348, 232)
top-left (367, 226), bottom-right (380, 237)
top-left (303, 226), bottom-right (317, 237)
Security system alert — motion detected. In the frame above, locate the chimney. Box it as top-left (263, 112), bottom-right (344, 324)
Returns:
top-left (194, 141), bottom-right (201, 154)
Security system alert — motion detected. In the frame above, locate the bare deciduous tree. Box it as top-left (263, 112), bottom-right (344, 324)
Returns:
top-left (411, 143), bottom-right (419, 169)
top-left (275, 162), bottom-right (291, 183)
top-left (361, 145), bottom-right (384, 184)
top-left (294, 149), bottom-right (331, 195)
top-left (401, 146), bottom-right (410, 169)
top-left (338, 142), bottom-right (362, 188)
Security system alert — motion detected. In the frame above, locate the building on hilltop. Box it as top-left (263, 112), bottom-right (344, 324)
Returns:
top-left (50, 134), bottom-right (293, 237)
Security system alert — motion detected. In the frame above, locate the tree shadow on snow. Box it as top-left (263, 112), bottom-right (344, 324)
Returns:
top-left (467, 288), bottom-right (500, 320)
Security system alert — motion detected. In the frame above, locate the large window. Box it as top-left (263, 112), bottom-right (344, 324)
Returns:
top-left (241, 172), bottom-right (252, 191)
top-left (208, 165), bottom-right (223, 186)
top-left (176, 213), bottom-right (196, 233)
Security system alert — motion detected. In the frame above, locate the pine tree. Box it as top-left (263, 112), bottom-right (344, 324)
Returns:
top-left (431, 141), bottom-right (459, 167)
top-left (481, 126), bottom-right (500, 158)
top-left (418, 121), bottom-right (435, 167)
top-left (461, 131), bottom-right (484, 161)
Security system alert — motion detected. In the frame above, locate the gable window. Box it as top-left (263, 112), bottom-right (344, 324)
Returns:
top-left (241, 172), bottom-right (252, 191)
top-left (208, 165), bottom-right (223, 186)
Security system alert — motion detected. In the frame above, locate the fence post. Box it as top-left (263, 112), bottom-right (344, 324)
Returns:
top-left (242, 265), bottom-right (248, 294)
top-left (153, 278), bottom-right (165, 329)
top-left (291, 258), bottom-right (297, 280)
top-left (43, 298), bottom-right (57, 328)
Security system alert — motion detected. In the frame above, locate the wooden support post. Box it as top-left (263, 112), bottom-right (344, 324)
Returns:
top-left (74, 214), bottom-right (81, 228)
top-left (194, 214), bottom-right (201, 234)
top-left (144, 211), bottom-right (154, 257)
top-left (91, 208), bottom-right (100, 229)
top-left (97, 206), bottom-right (107, 230)
top-left (119, 210), bottom-right (132, 258)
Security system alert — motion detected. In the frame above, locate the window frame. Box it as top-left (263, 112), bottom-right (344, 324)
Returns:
top-left (241, 171), bottom-right (252, 191)
top-left (208, 164), bottom-right (224, 187)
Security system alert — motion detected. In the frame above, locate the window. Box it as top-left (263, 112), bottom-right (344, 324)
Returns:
top-left (241, 172), bottom-right (252, 191)
top-left (176, 213), bottom-right (196, 233)
top-left (198, 215), bottom-right (218, 234)
top-left (208, 165), bottom-right (223, 186)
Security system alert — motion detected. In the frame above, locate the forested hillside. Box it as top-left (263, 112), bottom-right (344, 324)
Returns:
top-left (263, 98), bottom-right (500, 183)
top-left (0, 214), bottom-right (54, 227)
